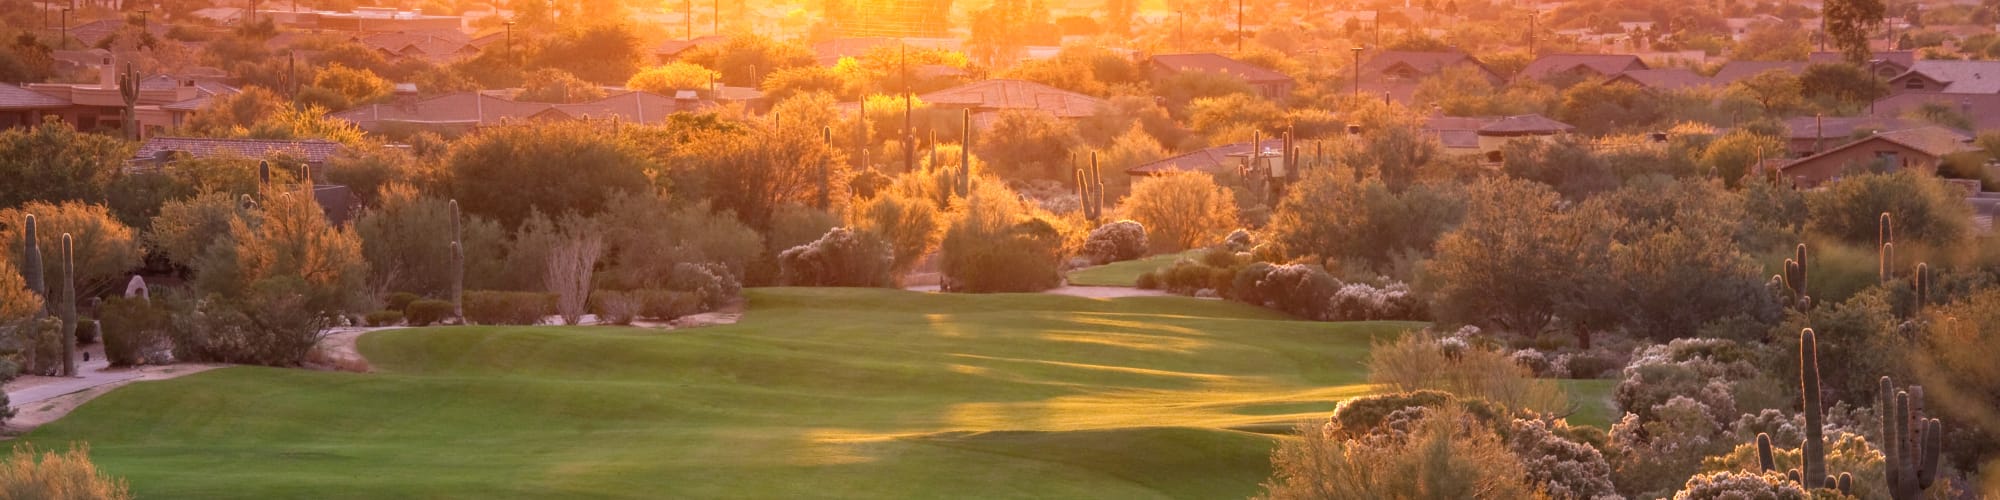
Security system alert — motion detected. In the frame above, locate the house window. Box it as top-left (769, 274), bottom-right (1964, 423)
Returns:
top-left (1905, 79), bottom-right (1925, 90)
top-left (1877, 151), bottom-right (1900, 170)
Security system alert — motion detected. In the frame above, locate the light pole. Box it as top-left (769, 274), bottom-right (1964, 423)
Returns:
top-left (60, 8), bottom-right (70, 50)
top-left (137, 9), bottom-right (151, 29)
top-left (504, 20), bottom-right (515, 59)
top-left (1351, 46), bottom-right (1363, 97)
top-left (1236, 0), bottom-right (1244, 53)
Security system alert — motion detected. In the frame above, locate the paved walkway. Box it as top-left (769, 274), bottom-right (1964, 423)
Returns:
top-left (8, 345), bottom-right (138, 408)
top-left (903, 284), bottom-right (1177, 299)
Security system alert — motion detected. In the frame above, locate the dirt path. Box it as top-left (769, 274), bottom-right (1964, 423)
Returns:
top-left (5, 344), bottom-right (225, 434)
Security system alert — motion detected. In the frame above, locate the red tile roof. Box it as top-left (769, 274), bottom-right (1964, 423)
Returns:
top-left (133, 137), bottom-right (344, 165)
top-left (0, 84), bottom-right (69, 110)
top-left (1604, 68), bottom-right (1714, 90)
top-left (1518, 54), bottom-right (1648, 81)
top-left (1713, 61), bottom-right (1810, 84)
top-left (1149, 53), bottom-right (1294, 84)
top-left (1780, 125), bottom-right (1979, 173)
top-left (329, 91), bottom-right (713, 131)
top-left (1126, 139), bottom-right (1283, 176)
top-left (916, 79), bottom-right (1105, 118)
top-left (1359, 50), bottom-right (1497, 81)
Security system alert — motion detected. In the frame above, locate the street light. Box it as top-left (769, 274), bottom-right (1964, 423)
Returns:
top-left (60, 8), bottom-right (71, 50)
top-left (1351, 46), bottom-right (1363, 97)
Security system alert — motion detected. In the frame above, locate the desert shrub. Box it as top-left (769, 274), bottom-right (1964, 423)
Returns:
top-left (1222, 229), bottom-right (1253, 252)
top-left (1508, 417), bottom-right (1619, 500)
top-left (72, 319), bottom-right (97, 345)
top-left (939, 183), bottom-right (1065, 293)
top-left (383, 292), bottom-right (420, 312)
top-left (1328, 281), bottom-right (1424, 321)
top-left (1609, 396), bottom-right (1734, 498)
top-left (1117, 172), bottom-right (1237, 252)
top-left (1670, 471), bottom-right (1808, 500)
top-left (1269, 174), bottom-right (1466, 271)
top-left (363, 310), bottom-right (404, 327)
top-left (777, 228), bottom-right (894, 287)
top-left (403, 299), bottom-right (452, 327)
top-left (1806, 170), bottom-right (1971, 248)
top-left (1251, 264), bottom-right (1339, 320)
top-left (590, 290), bottom-right (641, 325)
top-left (1134, 271), bottom-right (1160, 289)
top-left (1559, 352), bottom-right (1622, 379)
top-left (850, 187), bottom-right (942, 281)
top-left (632, 289), bottom-right (701, 320)
top-left (1328, 390), bottom-right (1462, 437)
top-left (670, 262), bottom-right (741, 311)
top-left (96, 297), bottom-right (170, 367)
top-left (1614, 338), bottom-right (1770, 425)
top-left (1367, 329), bottom-right (1570, 416)
top-left (463, 291), bottom-right (552, 325)
top-left (1700, 431), bottom-right (1886, 500)
top-left (7, 318), bottom-right (63, 376)
top-left (354, 184), bottom-right (505, 297)
top-left (0, 444), bottom-right (130, 500)
top-left (1081, 220), bottom-right (1147, 265)
top-left (1260, 406), bottom-right (1540, 499)
top-left (170, 278), bottom-right (330, 366)
top-left (590, 194), bottom-right (764, 290)
top-left (546, 234), bottom-right (603, 325)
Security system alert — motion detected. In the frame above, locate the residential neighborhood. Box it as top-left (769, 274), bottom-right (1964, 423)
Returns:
top-left (0, 0), bottom-right (1998, 497)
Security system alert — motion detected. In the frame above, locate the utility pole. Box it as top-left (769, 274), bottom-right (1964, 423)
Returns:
top-left (686, 0), bottom-right (693, 39)
top-left (1528, 12), bottom-right (1537, 57)
top-left (1236, 0), bottom-right (1244, 52)
top-left (1351, 46), bottom-right (1362, 96)
top-left (60, 8), bottom-right (70, 50)
top-left (712, 0), bottom-right (719, 34)
top-left (504, 20), bottom-right (515, 59)
top-left (1178, 12), bottom-right (1184, 50)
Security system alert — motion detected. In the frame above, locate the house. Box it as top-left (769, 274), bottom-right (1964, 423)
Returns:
top-left (1148, 53), bottom-right (1296, 100)
top-left (1357, 50), bottom-right (1502, 85)
top-left (1809, 50), bottom-right (1914, 79)
top-left (1782, 116), bottom-right (1944, 157)
top-left (18, 58), bottom-right (218, 139)
top-left (329, 90), bottom-right (714, 134)
top-left (359, 31), bottom-right (479, 63)
top-left (1125, 139), bottom-right (1283, 177)
top-left (912, 79), bottom-right (1106, 126)
top-left (65, 20), bottom-right (168, 49)
top-left (131, 137), bottom-right (345, 171)
top-left (654, 35), bottom-right (726, 62)
top-left (1713, 61), bottom-right (1810, 85)
top-left (1424, 114), bottom-right (1577, 161)
top-left (258, 8), bottom-right (464, 33)
top-left (0, 85), bottom-right (73, 129)
top-left (1885, 61), bottom-right (2000, 94)
top-left (130, 137), bottom-right (355, 223)
top-left (1724, 15), bottom-right (1786, 41)
top-left (1776, 126), bottom-right (1980, 188)
top-left (1603, 68), bottom-right (1713, 91)
top-left (1424, 115), bottom-right (1491, 157)
top-left (1870, 93), bottom-right (2000, 131)
top-left (1475, 114), bottom-right (1576, 161)
top-left (1517, 54), bottom-right (1648, 83)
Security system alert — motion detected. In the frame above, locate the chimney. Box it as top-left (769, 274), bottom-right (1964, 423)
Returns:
top-left (99, 56), bottom-right (116, 89)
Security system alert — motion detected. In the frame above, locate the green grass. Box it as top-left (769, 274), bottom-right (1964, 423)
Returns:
top-left (1067, 252), bottom-right (1196, 287)
top-left (1559, 379), bottom-right (1619, 429)
top-left (25, 288), bottom-right (1426, 499)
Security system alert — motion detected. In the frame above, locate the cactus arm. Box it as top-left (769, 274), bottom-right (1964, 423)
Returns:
top-left (1756, 433), bottom-right (1775, 472)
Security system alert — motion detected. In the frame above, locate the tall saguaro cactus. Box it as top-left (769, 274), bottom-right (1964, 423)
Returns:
top-left (1913, 262), bottom-right (1929, 310)
top-left (1782, 243), bottom-right (1811, 309)
top-left (1879, 376), bottom-right (1942, 500)
top-left (21, 214), bottom-right (43, 312)
top-left (1794, 328), bottom-right (1827, 489)
top-left (1879, 212), bottom-right (1894, 283)
top-left (1077, 152), bottom-right (1104, 223)
top-left (117, 63), bottom-right (139, 140)
top-left (59, 233), bottom-right (77, 377)
top-left (449, 199), bottom-right (464, 323)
